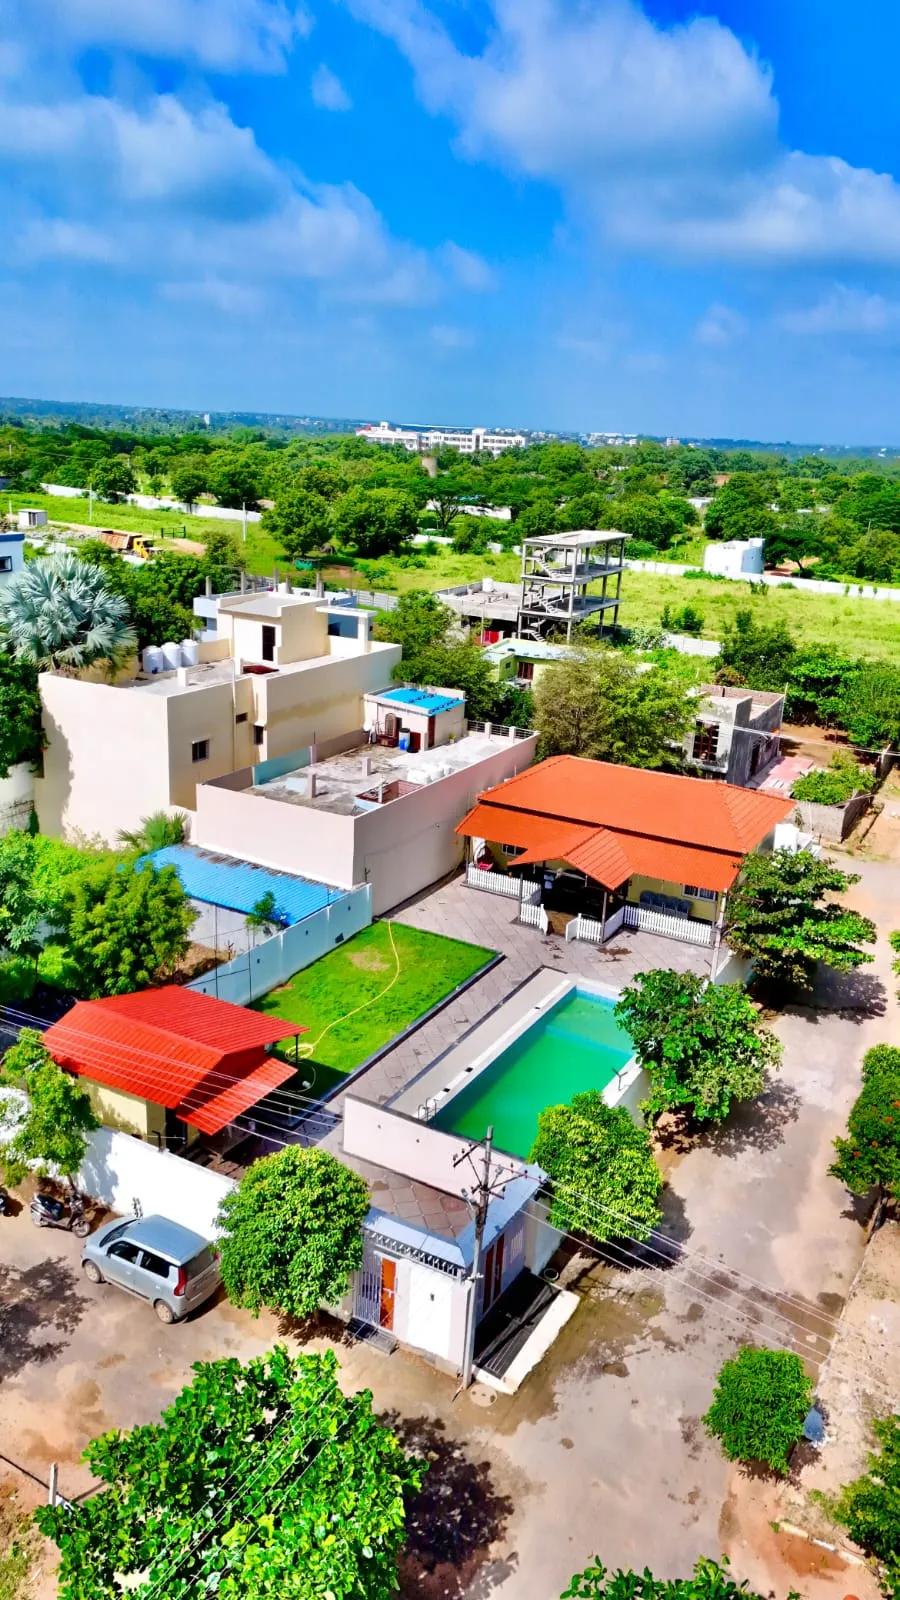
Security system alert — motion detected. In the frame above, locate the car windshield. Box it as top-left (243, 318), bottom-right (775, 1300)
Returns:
top-left (102, 1222), bottom-right (133, 1246)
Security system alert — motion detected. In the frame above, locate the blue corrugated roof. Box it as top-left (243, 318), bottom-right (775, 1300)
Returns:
top-left (142, 845), bottom-right (341, 926)
top-left (378, 685), bottom-right (462, 715)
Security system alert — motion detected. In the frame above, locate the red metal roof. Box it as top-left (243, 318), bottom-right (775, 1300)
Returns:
top-left (457, 756), bottom-right (792, 893)
top-left (44, 988), bottom-right (306, 1129)
top-left (176, 1057), bottom-right (296, 1137)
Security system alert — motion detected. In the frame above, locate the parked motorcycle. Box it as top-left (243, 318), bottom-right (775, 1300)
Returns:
top-left (0, 1187), bottom-right (8, 1216)
top-left (30, 1190), bottom-right (91, 1238)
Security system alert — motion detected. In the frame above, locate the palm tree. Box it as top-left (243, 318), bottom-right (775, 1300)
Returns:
top-left (119, 810), bottom-right (190, 853)
top-left (0, 553), bottom-right (137, 673)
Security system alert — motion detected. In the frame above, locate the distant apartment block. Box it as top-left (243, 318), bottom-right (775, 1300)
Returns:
top-left (356, 420), bottom-right (527, 456)
top-left (517, 530), bottom-right (628, 642)
top-left (686, 684), bottom-right (784, 787)
top-left (36, 589), bottom-right (401, 843)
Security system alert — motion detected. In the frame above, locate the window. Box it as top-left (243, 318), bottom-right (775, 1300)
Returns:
top-left (253, 724), bottom-right (265, 746)
top-left (691, 722), bottom-right (719, 764)
top-left (516, 660), bottom-right (535, 682)
top-left (261, 623), bottom-right (276, 663)
top-left (0, 556), bottom-right (11, 573)
top-left (500, 843), bottom-right (525, 859)
top-left (138, 1250), bottom-right (172, 1279)
top-left (108, 1241), bottom-right (140, 1264)
top-left (683, 884), bottom-right (717, 901)
top-left (235, 712), bottom-right (248, 724)
top-left (191, 738), bottom-right (210, 763)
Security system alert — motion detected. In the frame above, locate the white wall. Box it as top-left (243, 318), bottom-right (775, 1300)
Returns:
top-left (187, 886), bottom-right (372, 1005)
top-left (78, 1126), bottom-right (235, 1238)
top-left (36, 672), bottom-right (173, 840)
top-left (353, 733), bottom-right (538, 914)
top-left (0, 762), bottom-right (34, 836)
top-left (40, 483), bottom-right (262, 523)
top-left (194, 781), bottom-right (358, 887)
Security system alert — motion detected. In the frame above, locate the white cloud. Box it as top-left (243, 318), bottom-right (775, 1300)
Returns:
top-left (440, 241), bottom-right (495, 290)
top-left (17, 218), bottom-right (121, 263)
top-left (430, 323), bottom-right (474, 349)
top-left (778, 284), bottom-right (900, 335)
top-left (347, 0), bottom-right (900, 267)
top-left (14, 0), bottom-right (311, 73)
top-left (311, 64), bottom-right (353, 111)
top-left (695, 303), bottom-right (747, 347)
top-left (160, 277), bottom-right (267, 315)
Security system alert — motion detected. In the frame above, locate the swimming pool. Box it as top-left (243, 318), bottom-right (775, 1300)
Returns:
top-left (433, 988), bottom-right (635, 1159)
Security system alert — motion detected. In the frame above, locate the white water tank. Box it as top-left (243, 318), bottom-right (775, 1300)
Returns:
top-left (161, 641), bottom-right (183, 670)
top-left (180, 639), bottom-right (199, 666)
top-left (142, 645), bottom-right (164, 675)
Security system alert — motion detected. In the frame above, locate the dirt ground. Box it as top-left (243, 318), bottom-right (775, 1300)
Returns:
top-left (844, 766), bottom-right (900, 865)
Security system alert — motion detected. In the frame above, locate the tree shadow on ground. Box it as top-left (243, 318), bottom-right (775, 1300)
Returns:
top-left (0, 1258), bottom-right (89, 1383)
top-left (380, 1411), bottom-right (517, 1600)
top-left (783, 968), bottom-right (887, 1022)
top-left (653, 1076), bottom-right (802, 1161)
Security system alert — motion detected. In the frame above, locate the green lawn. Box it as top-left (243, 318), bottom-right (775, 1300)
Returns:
top-left (4, 488), bottom-right (285, 568)
top-left (254, 920), bottom-right (494, 1094)
top-left (621, 568), bottom-right (900, 659)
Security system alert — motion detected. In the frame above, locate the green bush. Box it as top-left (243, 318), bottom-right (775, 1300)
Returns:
top-left (703, 1346), bottom-right (812, 1474)
top-left (793, 753), bottom-right (876, 805)
top-left (827, 1415), bottom-right (900, 1596)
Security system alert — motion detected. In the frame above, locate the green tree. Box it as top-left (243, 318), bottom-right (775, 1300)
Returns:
top-left (118, 810), bottom-right (189, 852)
top-left (51, 860), bottom-right (193, 997)
top-left (217, 1146), bottom-right (370, 1320)
top-left (784, 645), bottom-right (859, 725)
top-left (844, 527), bottom-right (900, 584)
top-left (615, 494), bottom-right (688, 550)
top-left (0, 831), bottom-right (43, 965)
top-left (0, 554), bottom-right (136, 673)
top-left (704, 474), bottom-right (778, 542)
top-left (829, 1044), bottom-right (900, 1228)
top-left (398, 639), bottom-right (498, 720)
top-left (90, 454), bottom-right (137, 501)
top-left (530, 1090), bottom-right (662, 1244)
top-left (36, 1345), bottom-right (423, 1600)
top-left (703, 1346), bottom-right (812, 1475)
top-left (206, 450), bottom-right (263, 509)
top-left (0, 1030), bottom-right (98, 1189)
top-left (451, 516), bottom-right (492, 554)
top-left (0, 649), bottom-right (44, 775)
top-left (246, 890), bottom-right (281, 935)
top-left (428, 476), bottom-right (477, 535)
top-left (837, 663), bottom-right (900, 748)
top-left (827, 1415), bottom-right (900, 1596)
top-left (201, 527), bottom-right (244, 591)
top-left (262, 488), bottom-right (330, 562)
top-left (169, 456), bottom-right (209, 508)
top-left (719, 609), bottom-right (796, 689)
top-left (329, 486), bottom-right (418, 556)
top-left (562, 1556), bottom-right (775, 1600)
top-left (725, 849), bottom-right (876, 989)
top-left (533, 650), bottom-right (693, 769)
top-left (372, 589), bottom-right (452, 653)
top-left (792, 753), bottom-right (875, 806)
top-left (765, 514), bottom-right (828, 573)
top-left (614, 972), bottom-right (781, 1124)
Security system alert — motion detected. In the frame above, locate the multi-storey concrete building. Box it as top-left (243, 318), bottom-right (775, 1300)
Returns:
top-left (356, 421), bottom-right (526, 456)
top-left (517, 530), bottom-right (628, 641)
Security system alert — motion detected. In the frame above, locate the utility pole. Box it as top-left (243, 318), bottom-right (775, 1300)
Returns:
top-left (455, 1125), bottom-right (500, 1391)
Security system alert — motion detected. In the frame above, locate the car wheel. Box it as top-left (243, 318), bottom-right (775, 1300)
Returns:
top-left (82, 1260), bottom-right (103, 1284)
top-left (154, 1300), bottom-right (176, 1325)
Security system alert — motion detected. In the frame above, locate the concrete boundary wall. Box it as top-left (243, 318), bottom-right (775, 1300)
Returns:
top-left (78, 1126), bottom-right (235, 1237)
top-left (793, 791), bottom-right (873, 844)
top-left (0, 763), bottom-right (35, 836)
top-left (187, 883), bottom-right (372, 1006)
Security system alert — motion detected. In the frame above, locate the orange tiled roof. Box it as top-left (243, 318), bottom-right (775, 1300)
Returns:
top-left (457, 756), bottom-right (792, 892)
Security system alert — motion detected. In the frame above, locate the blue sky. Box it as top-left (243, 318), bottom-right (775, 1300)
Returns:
top-left (4, 0), bottom-right (900, 442)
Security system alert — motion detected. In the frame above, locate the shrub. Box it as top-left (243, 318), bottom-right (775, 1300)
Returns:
top-left (530, 1090), bottom-right (662, 1244)
top-left (793, 753), bottom-right (877, 806)
top-left (703, 1346), bottom-right (812, 1474)
top-left (827, 1415), bottom-right (900, 1595)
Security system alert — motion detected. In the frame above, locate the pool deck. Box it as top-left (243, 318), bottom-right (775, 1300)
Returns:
top-left (389, 968), bottom-right (571, 1119)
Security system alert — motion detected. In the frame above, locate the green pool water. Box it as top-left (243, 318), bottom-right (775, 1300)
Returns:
top-left (434, 988), bottom-right (634, 1158)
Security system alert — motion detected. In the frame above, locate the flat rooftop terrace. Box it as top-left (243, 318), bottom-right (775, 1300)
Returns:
top-left (252, 727), bottom-right (527, 817)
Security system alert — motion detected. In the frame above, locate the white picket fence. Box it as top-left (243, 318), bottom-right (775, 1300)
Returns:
top-left (465, 865), bottom-right (540, 903)
top-left (565, 913), bottom-right (605, 944)
top-left (622, 904), bottom-right (713, 945)
top-left (519, 900), bottom-right (549, 933)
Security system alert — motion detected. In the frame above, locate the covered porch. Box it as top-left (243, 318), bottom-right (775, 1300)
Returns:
top-left (458, 801), bottom-right (732, 952)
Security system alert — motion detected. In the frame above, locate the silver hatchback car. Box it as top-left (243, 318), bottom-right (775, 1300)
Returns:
top-left (82, 1214), bottom-right (221, 1323)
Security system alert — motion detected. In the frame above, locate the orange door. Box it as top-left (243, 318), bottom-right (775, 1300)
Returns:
top-left (379, 1257), bottom-right (397, 1329)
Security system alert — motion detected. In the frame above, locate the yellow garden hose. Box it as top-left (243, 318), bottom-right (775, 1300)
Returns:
top-left (294, 921), bottom-right (402, 1079)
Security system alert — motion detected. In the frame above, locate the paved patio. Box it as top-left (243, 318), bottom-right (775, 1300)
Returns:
top-left (338, 871), bottom-right (715, 1109)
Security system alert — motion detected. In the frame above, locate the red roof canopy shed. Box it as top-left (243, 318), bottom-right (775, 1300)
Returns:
top-left (44, 986), bottom-right (306, 1137)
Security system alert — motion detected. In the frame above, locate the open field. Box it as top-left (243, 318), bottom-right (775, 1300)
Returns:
top-left (4, 489), bottom-right (285, 570)
top-left (253, 920), bottom-right (494, 1087)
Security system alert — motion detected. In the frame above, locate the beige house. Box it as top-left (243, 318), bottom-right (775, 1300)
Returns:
top-left (36, 591), bottom-right (401, 842)
top-left (193, 686), bottom-right (537, 915)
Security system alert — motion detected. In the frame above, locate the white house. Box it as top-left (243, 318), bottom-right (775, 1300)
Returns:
top-left (0, 527), bottom-right (25, 588)
top-left (356, 421), bottom-right (526, 457)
